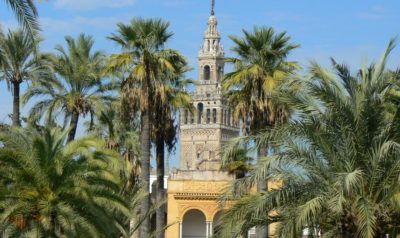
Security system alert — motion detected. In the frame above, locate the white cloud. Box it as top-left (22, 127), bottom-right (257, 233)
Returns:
top-left (41, 15), bottom-right (129, 32)
top-left (54, 0), bottom-right (137, 11)
top-left (37, 15), bottom-right (131, 52)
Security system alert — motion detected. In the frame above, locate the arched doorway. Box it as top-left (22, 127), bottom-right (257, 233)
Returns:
top-left (182, 209), bottom-right (207, 238)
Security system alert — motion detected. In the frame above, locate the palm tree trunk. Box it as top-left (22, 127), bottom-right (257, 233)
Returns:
top-left (256, 146), bottom-right (268, 238)
top-left (140, 109), bottom-right (151, 236)
top-left (140, 67), bottom-right (152, 236)
top-left (12, 82), bottom-right (21, 127)
top-left (156, 137), bottom-right (165, 238)
top-left (67, 110), bottom-right (79, 143)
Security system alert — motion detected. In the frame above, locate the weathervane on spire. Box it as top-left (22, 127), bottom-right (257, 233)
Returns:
top-left (211, 0), bottom-right (215, 16)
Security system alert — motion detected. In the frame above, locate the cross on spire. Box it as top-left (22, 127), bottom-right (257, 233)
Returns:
top-left (211, 0), bottom-right (215, 16)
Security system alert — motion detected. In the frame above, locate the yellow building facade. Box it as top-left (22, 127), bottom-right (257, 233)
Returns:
top-left (165, 172), bottom-right (233, 237)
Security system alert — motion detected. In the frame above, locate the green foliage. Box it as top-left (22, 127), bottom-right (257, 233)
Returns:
top-left (107, 17), bottom-right (188, 235)
top-left (23, 34), bottom-right (113, 141)
top-left (221, 141), bottom-right (253, 178)
top-left (0, 29), bottom-right (41, 87)
top-left (151, 58), bottom-right (192, 153)
top-left (223, 26), bottom-right (299, 135)
top-left (4, 10), bottom-right (400, 238)
top-left (221, 25), bottom-right (299, 238)
top-left (217, 39), bottom-right (400, 238)
top-left (0, 29), bottom-right (45, 126)
top-left (0, 127), bottom-right (131, 237)
top-left (87, 101), bottom-right (142, 188)
top-left (107, 18), bottom-right (189, 120)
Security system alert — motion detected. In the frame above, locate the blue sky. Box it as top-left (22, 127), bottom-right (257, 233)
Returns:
top-left (1, 0), bottom-right (400, 167)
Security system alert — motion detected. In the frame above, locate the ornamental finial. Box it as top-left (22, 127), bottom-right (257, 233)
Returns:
top-left (211, 0), bottom-right (215, 16)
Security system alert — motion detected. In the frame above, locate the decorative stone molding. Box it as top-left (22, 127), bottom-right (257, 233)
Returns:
top-left (174, 193), bottom-right (221, 200)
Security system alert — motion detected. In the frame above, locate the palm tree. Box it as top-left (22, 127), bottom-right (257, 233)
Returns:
top-left (86, 102), bottom-right (154, 238)
top-left (217, 39), bottom-right (400, 238)
top-left (221, 143), bottom-right (252, 179)
top-left (151, 65), bottom-right (192, 238)
top-left (223, 26), bottom-right (299, 135)
top-left (0, 127), bottom-right (130, 237)
top-left (0, 29), bottom-right (43, 127)
top-left (107, 18), bottom-right (184, 235)
top-left (87, 101), bottom-right (141, 188)
top-left (223, 26), bottom-right (299, 237)
top-left (23, 34), bottom-right (112, 142)
top-left (3, 0), bottom-right (39, 38)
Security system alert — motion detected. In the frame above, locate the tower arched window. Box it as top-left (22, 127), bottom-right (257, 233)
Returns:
top-left (224, 110), bottom-right (228, 125)
top-left (197, 103), bottom-right (204, 124)
top-left (212, 109), bottom-right (217, 123)
top-left (227, 109), bottom-right (231, 126)
top-left (206, 109), bottom-right (211, 124)
top-left (203, 65), bottom-right (211, 80)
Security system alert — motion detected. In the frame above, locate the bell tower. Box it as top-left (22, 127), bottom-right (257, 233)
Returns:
top-left (196, 0), bottom-right (225, 96)
top-left (166, 2), bottom-right (240, 237)
top-left (179, 0), bottom-right (239, 171)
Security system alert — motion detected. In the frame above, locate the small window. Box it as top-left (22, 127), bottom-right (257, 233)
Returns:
top-left (224, 110), bottom-right (228, 125)
top-left (204, 65), bottom-right (211, 80)
top-left (228, 109), bottom-right (231, 126)
top-left (206, 109), bottom-right (211, 124)
top-left (197, 103), bottom-right (204, 124)
top-left (213, 109), bottom-right (217, 123)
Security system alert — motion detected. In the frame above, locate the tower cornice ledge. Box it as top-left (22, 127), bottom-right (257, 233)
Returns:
top-left (197, 55), bottom-right (225, 60)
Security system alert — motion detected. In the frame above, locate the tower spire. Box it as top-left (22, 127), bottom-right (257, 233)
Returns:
top-left (199, 0), bottom-right (223, 57)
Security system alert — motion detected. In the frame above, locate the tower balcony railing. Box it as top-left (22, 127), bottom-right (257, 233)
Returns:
top-left (190, 94), bottom-right (224, 101)
top-left (196, 80), bottom-right (217, 85)
top-left (169, 169), bottom-right (233, 181)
